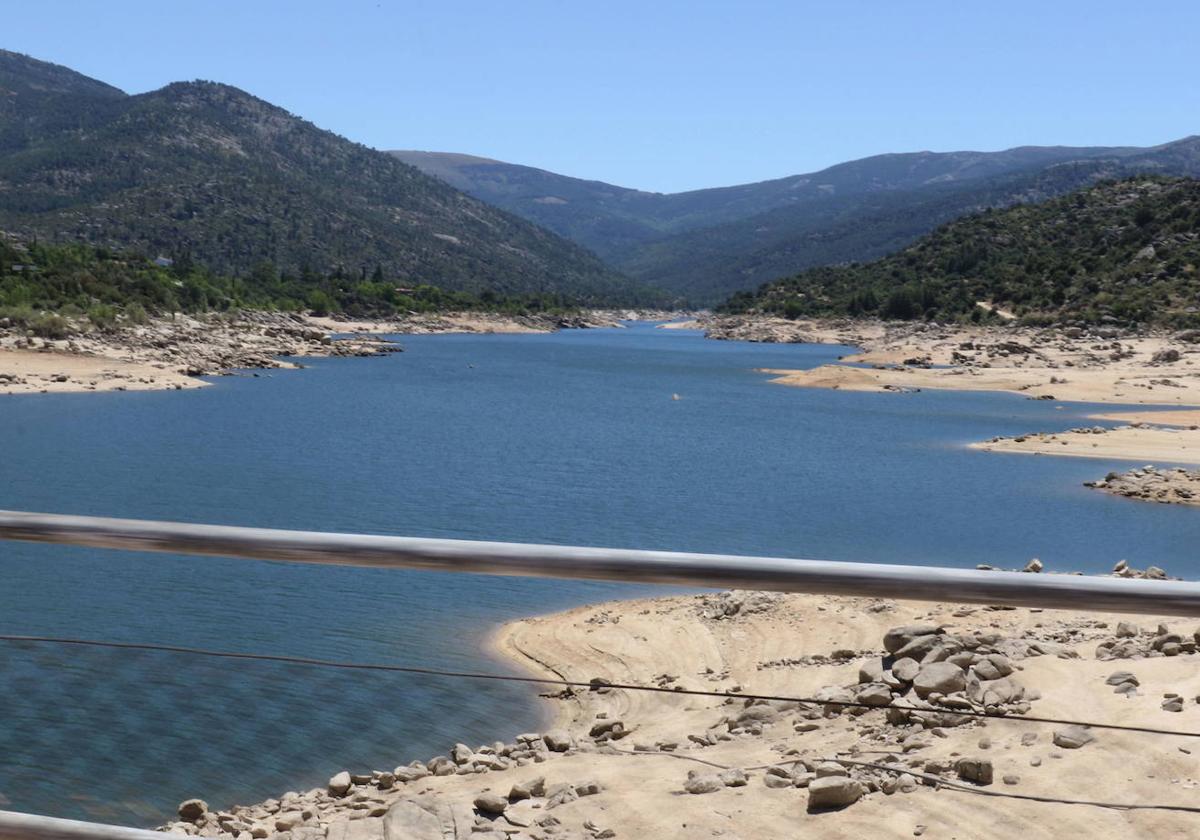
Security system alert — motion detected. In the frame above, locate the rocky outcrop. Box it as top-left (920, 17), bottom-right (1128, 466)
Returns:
top-left (1085, 466), bottom-right (1200, 507)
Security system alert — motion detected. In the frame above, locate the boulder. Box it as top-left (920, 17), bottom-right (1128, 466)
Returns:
top-left (719, 768), bottom-right (748, 787)
top-left (473, 793), bottom-right (508, 815)
top-left (883, 625), bottom-right (943, 653)
top-left (815, 761), bottom-right (848, 778)
top-left (892, 657), bottom-right (920, 682)
top-left (1104, 671), bottom-right (1139, 686)
top-left (178, 800), bottom-right (209, 823)
top-left (1052, 725), bottom-right (1095, 749)
top-left (683, 773), bottom-right (724, 794)
top-left (383, 797), bottom-right (472, 840)
top-left (508, 777), bottom-right (545, 801)
top-left (955, 757), bottom-right (993, 785)
top-left (913, 661), bottom-right (966, 699)
top-left (542, 731), bottom-right (572, 752)
top-left (972, 654), bottom-right (1014, 681)
top-left (451, 743), bottom-right (474, 764)
top-left (858, 658), bottom-right (886, 684)
top-left (576, 780), bottom-right (602, 797)
top-left (892, 634), bottom-right (944, 662)
top-left (806, 777), bottom-right (862, 810)
top-left (854, 683), bottom-right (893, 706)
top-left (328, 771), bottom-right (352, 796)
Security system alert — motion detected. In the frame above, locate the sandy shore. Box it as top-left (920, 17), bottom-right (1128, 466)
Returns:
top-left (756, 324), bottom-right (1200, 407)
top-left (972, 425), bottom-right (1200, 464)
top-left (162, 585), bottom-right (1200, 840)
top-left (487, 590), bottom-right (1200, 839)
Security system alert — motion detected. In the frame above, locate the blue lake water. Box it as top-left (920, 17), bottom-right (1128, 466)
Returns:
top-left (1, 323), bottom-right (1198, 824)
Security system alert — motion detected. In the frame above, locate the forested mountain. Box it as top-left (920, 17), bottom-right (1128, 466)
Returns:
top-left (721, 177), bottom-right (1200, 328)
top-left (0, 50), bottom-right (660, 306)
top-left (395, 139), bottom-right (1200, 305)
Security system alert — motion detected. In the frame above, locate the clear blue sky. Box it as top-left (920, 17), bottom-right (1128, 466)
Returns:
top-left (6, 1), bottom-right (1198, 192)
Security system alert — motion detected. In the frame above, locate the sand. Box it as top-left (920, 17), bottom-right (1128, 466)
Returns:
top-left (0, 348), bottom-right (201, 394)
top-left (483, 589), bottom-right (1200, 839)
top-left (972, 426), bottom-right (1200, 464)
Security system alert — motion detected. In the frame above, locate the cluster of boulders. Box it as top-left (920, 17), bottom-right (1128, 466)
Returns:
top-left (162, 727), bottom-right (612, 840)
top-left (0, 310), bottom-right (401, 392)
top-left (819, 624), bottom-right (1039, 728)
top-left (696, 590), bottom-right (784, 620)
top-left (1086, 466), bottom-right (1200, 507)
top-left (1096, 620), bottom-right (1200, 660)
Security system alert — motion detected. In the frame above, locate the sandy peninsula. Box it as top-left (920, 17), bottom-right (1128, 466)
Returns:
top-left (162, 583), bottom-right (1200, 840)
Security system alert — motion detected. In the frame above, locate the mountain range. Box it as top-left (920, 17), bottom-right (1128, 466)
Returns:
top-left (3, 48), bottom-right (1199, 312)
top-left (393, 139), bottom-right (1200, 305)
top-left (0, 50), bottom-right (657, 306)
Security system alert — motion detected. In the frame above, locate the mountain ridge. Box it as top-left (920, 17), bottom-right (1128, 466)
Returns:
top-left (393, 138), bottom-right (1200, 304)
top-left (0, 50), bottom-right (659, 305)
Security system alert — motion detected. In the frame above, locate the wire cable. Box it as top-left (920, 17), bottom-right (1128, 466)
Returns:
top-left (1, 633), bottom-right (1196, 740)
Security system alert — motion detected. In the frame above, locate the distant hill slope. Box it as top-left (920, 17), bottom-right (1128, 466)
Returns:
top-left (0, 50), bottom-right (658, 305)
top-left (394, 140), bottom-right (1200, 305)
top-left (720, 176), bottom-right (1200, 328)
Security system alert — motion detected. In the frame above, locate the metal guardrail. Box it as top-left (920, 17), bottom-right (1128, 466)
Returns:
top-left (0, 812), bottom-right (162, 840)
top-left (2, 509), bottom-right (1199, 616)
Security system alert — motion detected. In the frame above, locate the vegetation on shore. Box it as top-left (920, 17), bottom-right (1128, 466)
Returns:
top-left (721, 177), bottom-right (1200, 327)
top-left (0, 238), bottom-right (585, 337)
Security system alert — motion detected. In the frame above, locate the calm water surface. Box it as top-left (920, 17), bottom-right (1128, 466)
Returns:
top-left (1, 323), bottom-right (1197, 823)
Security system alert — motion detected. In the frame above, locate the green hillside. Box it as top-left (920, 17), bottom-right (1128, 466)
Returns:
top-left (395, 141), bottom-right (1200, 305)
top-left (720, 177), bottom-right (1200, 328)
top-left (0, 50), bottom-right (662, 307)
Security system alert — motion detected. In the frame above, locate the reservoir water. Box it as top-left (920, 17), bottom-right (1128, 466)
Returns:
top-left (1, 323), bottom-right (1197, 824)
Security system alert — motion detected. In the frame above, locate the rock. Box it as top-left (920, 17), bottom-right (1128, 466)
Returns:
top-left (576, 779), bottom-right (602, 797)
top-left (383, 797), bottom-right (472, 840)
top-left (884, 625), bottom-right (943, 653)
top-left (178, 800), bottom-right (209, 823)
top-left (473, 793), bottom-right (508, 815)
top-left (395, 764), bottom-right (432, 782)
top-left (806, 777), bottom-right (862, 810)
top-left (328, 771), bottom-right (352, 796)
top-left (892, 657), bottom-right (920, 682)
top-left (892, 638), bottom-right (945, 662)
top-left (955, 758), bottom-right (993, 785)
top-left (1105, 671), bottom-right (1139, 686)
top-left (683, 773), bottom-right (724, 794)
top-left (719, 768), bottom-right (748, 787)
top-left (451, 743), bottom-right (473, 764)
top-left (913, 661), bottom-right (966, 699)
top-left (545, 783), bottom-right (578, 809)
top-left (896, 773), bottom-right (918, 793)
top-left (1163, 697), bottom-right (1184, 712)
top-left (1023, 558), bottom-right (1044, 573)
top-left (815, 761), bottom-right (848, 778)
top-left (971, 654), bottom-right (1014, 681)
top-left (855, 683), bottom-right (894, 706)
top-left (274, 812), bottom-right (306, 832)
top-left (508, 777), bottom-right (545, 801)
top-left (542, 731), bottom-right (572, 752)
top-left (1003, 775), bottom-right (1021, 785)
top-left (763, 774), bottom-right (793, 789)
top-left (1052, 726), bottom-right (1095, 749)
top-left (858, 658), bottom-right (886, 684)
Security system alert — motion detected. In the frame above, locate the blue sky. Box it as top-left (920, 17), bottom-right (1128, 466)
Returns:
top-left (6, 1), bottom-right (1198, 192)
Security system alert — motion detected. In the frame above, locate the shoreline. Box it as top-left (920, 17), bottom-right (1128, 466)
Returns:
top-left (0, 310), bottom-right (673, 396)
